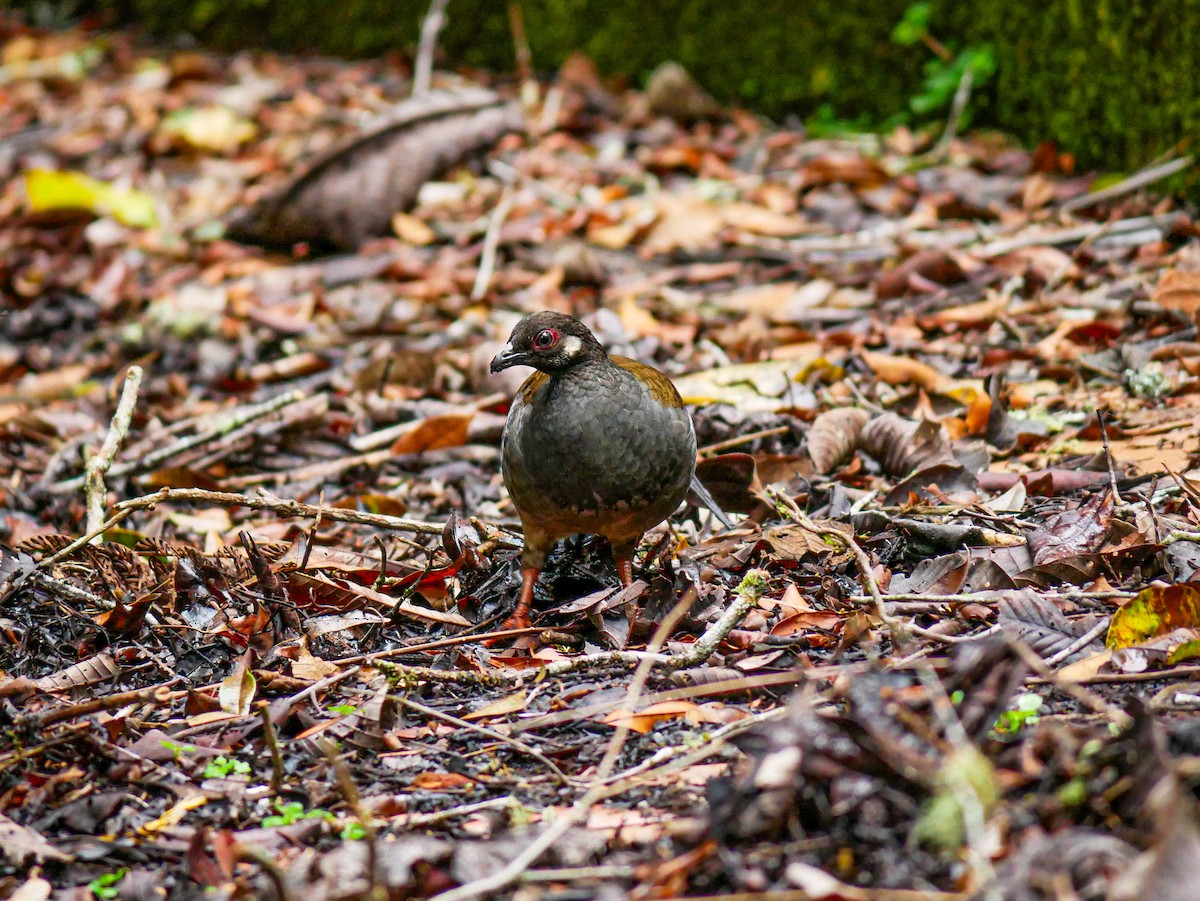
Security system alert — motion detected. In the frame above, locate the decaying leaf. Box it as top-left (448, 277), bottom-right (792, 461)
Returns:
top-left (997, 589), bottom-right (1105, 662)
top-left (604, 700), bottom-right (700, 733)
top-left (673, 355), bottom-right (825, 411)
top-left (1027, 490), bottom-right (1114, 566)
top-left (1108, 583), bottom-right (1200, 650)
top-left (227, 87), bottom-right (523, 249)
top-left (859, 412), bottom-right (956, 477)
top-left (692, 453), bottom-right (762, 513)
top-left (34, 651), bottom-right (119, 692)
top-left (465, 690), bottom-right (529, 720)
top-left (1152, 269), bottom-right (1200, 318)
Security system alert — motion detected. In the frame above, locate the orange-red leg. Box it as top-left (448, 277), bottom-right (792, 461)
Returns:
top-left (501, 565), bottom-right (540, 631)
top-left (615, 553), bottom-right (634, 588)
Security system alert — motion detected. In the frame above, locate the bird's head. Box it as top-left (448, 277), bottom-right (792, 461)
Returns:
top-left (490, 311), bottom-right (607, 374)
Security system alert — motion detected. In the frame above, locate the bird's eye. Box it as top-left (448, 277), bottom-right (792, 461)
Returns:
top-left (534, 329), bottom-right (559, 349)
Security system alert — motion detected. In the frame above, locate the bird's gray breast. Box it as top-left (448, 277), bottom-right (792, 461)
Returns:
top-left (501, 362), bottom-right (696, 519)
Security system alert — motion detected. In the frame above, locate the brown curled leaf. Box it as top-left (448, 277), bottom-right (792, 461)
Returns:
top-left (807, 407), bottom-right (870, 474)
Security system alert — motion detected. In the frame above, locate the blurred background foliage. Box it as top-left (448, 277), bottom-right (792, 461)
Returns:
top-left (13, 0), bottom-right (1196, 170)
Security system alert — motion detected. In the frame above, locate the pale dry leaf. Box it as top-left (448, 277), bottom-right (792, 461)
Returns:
top-left (34, 651), bottom-right (118, 692)
top-left (219, 657), bottom-right (256, 715)
top-left (1153, 269), bottom-right (1200, 316)
top-left (0, 815), bottom-right (71, 864)
top-left (641, 192), bottom-right (723, 255)
top-left (720, 203), bottom-right (812, 237)
top-left (465, 690), bottom-right (529, 720)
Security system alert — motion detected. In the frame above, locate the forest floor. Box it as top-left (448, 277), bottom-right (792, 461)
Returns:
top-left (4, 19), bottom-right (1200, 901)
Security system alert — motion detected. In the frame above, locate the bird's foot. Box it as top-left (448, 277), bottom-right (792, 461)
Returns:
top-left (484, 566), bottom-right (539, 648)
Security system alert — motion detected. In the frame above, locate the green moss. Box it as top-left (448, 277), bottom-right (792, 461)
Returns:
top-left (63, 0), bottom-right (1200, 169)
top-left (937, 0), bottom-right (1200, 167)
top-left (99, 0), bottom-right (922, 121)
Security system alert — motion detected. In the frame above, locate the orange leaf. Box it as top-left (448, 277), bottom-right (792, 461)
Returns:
top-left (604, 700), bottom-right (699, 734)
top-left (411, 772), bottom-right (474, 790)
top-left (861, 351), bottom-right (954, 392)
top-left (390, 413), bottom-right (473, 455)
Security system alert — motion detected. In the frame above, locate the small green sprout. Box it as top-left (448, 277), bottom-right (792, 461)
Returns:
top-left (89, 868), bottom-right (128, 900)
top-left (261, 799), bottom-right (334, 828)
top-left (993, 692), bottom-right (1043, 735)
top-left (203, 756), bottom-right (253, 779)
top-left (340, 822), bottom-right (368, 841)
top-left (159, 740), bottom-right (197, 760)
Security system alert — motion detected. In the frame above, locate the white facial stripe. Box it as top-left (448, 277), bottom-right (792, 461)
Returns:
top-left (561, 335), bottom-right (582, 358)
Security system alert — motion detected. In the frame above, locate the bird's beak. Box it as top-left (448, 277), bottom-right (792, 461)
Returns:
top-left (490, 342), bottom-right (523, 373)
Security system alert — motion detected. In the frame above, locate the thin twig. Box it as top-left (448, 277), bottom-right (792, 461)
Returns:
top-left (507, 1), bottom-right (532, 83)
top-left (320, 739), bottom-right (379, 895)
top-left (1058, 155), bottom-right (1194, 214)
top-left (55, 390), bottom-right (307, 492)
top-left (511, 669), bottom-right (826, 736)
top-left (334, 628), bottom-right (542, 665)
top-left (258, 701), bottom-right (285, 795)
top-left (594, 586), bottom-right (701, 781)
top-left (698, 425), bottom-right (790, 456)
top-left (471, 185), bottom-right (515, 300)
top-left (667, 569), bottom-right (769, 668)
top-left (413, 0), bottom-right (450, 95)
top-left (1043, 617), bottom-right (1110, 668)
top-left (393, 693), bottom-right (571, 785)
top-left (84, 366), bottom-right (142, 537)
top-left (385, 797), bottom-right (512, 829)
top-left (769, 489), bottom-right (905, 649)
top-left (931, 66), bottom-right (973, 161)
top-left (1096, 411), bottom-right (1123, 505)
top-left (433, 778), bottom-right (626, 901)
top-left (916, 667), bottom-right (998, 900)
top-left (1006, 637), bottom-right (1131, 728)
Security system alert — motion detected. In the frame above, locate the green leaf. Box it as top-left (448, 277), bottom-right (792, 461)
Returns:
top-left (891, 2), bottom-right (932, 45)
top-left (88, 868), bottom-right (128, 900)
top-left (341, 822), bottom-right (368, 840)
top-left (24, 169), bottom-right (158, 228)
top-left (1107, 583), bottom-right (1200, 649)
top-left (913, 746), bottom-right (998, 851)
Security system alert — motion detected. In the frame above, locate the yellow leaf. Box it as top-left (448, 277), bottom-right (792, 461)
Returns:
top-left (1107, 583), bottom-right (1200, 650)
top-left (464, 690), bottom-right (528, 720)
top-left (24, 169), bottom-right (157, 228)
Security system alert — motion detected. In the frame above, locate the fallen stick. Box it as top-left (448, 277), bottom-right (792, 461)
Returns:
top-left (114, 486), bottom-right (444, 535)
top-left (84, 366), bottom-right (142, 538)
top-left (54, 389), bottom-right (307, 492)
top-left (413, 0), bottom-right (451, 95)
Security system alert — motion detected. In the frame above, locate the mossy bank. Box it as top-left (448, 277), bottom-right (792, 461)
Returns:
top-left (79, 0), bottom-right (1200, 170)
